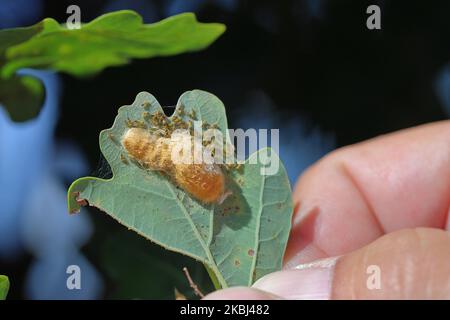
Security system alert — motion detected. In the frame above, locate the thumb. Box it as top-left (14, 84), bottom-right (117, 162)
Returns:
top-left (204, 228), bottom-right (450, 300)
top-left (254, 228), bottom-right (450, 299)
top-left (333, 228), bottom-right (450, 299)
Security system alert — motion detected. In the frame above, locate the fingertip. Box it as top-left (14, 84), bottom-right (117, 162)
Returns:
top-left (287, 121), bottom-right (450, 266)
top-left (254, 257), bottom-right (338, 300)
top-left (332, 228), bottom-right (450, 299)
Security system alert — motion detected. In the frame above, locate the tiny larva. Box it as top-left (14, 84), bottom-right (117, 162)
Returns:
top-left (126, 119), bottom-right (147, 129)
top-left (142, 101), bottom-right (151, 110)
top-left (107, 132), bottom-right (119, 145)
top-left (142, 111), bottom-right (151, 122)
top-left (175, 104), bottom-right (185, 116)
top-left (122, 127), bottom-right (228, 204)
top-left (187, 109), bottom-right (197, 120)
top-left (120, 153), bottom-right (129, 165)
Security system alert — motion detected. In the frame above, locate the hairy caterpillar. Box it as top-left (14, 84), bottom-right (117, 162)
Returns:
top-left (122, 127), bottom-right (227, 204)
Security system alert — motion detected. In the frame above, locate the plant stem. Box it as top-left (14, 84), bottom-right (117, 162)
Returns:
top-left (204, 263), bottom-right (222, 291)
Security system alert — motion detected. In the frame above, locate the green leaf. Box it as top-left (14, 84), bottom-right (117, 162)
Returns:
top-left (67, 90), bottom-right (293, 288)
top-left (0, 11), bottom-right (225, 121)
top-left (0, 11), bottom-right (225, 78)
top-left (0, 19), bottom-right (48, 58)
top-left (0, 74), bottom-right (44, 122)
top-left (0, 275), bottom-right (10, 300)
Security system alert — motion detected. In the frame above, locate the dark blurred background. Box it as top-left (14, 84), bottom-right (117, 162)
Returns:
top-left (0, 0), bottom-right (449, 299)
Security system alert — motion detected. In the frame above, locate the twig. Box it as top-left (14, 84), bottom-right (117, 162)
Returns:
top-left (183, 267), bottom-right (205, 298)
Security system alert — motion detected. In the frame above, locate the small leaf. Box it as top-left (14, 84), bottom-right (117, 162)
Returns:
top-left (0, 11), bottom-right (225, 78)
top-left (0, 74), bottom-right (44, 122)
top-left (0, 11), bottom-right (225, 121)
top-left (68, 90), bottom-right (293, 288)
top-left (0, 275), bottom-right (10, 300)
top-left (0, 18), bottom-right (47, 57)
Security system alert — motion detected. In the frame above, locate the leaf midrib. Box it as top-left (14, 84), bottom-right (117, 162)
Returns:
top-left (164, 179), bottom-right (228, 288)
top-left (248, 172), bottom-right (266, 286)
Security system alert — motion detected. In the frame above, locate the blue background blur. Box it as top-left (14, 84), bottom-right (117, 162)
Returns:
top-left (0, 0), bottom-right (449, 299)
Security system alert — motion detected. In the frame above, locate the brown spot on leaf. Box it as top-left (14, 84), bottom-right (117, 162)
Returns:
top-left (234, 259), bottom-right (240, 267)
top-left (248, 249), bottom-right (255, 257)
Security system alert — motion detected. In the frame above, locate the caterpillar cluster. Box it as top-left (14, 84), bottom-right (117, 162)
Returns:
top-left (120, 108), bottom-right (230, 204)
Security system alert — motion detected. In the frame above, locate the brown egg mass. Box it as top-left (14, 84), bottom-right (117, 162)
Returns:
top-left (121, 127), bottom-right (225, 204)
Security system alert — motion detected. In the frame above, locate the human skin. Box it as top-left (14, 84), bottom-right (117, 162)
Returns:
top-left (205, 120), bottom-right (450, 299)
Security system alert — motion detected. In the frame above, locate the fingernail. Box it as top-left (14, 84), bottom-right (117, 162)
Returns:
top-left (253, 257), bottom-right (339, 300)
top-left (283, 243), bottom-right (328, 269)
top-left (203, 287), bottom-right (282, 300)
